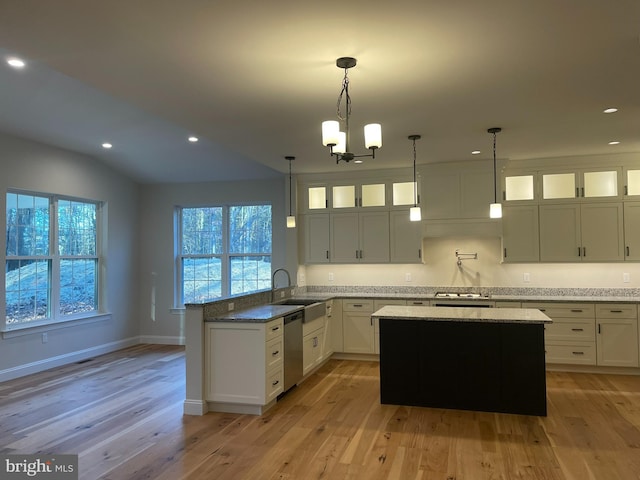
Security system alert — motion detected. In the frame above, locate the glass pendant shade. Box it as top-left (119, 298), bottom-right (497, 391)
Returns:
top-left (410, 206), bottom-right (422, 222)
top-left (322, 120), bottom-right (340, 146)
top-left (490, 202), bottom-right (503, 219)
top-left (334, 132), bottom-right (347, 154)
top-left (364, 123), bottom-right (382, 149)
top-left (286, 215), bottom-right (296, 228)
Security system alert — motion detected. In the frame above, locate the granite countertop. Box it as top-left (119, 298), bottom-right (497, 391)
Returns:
top-left (372, 305), bottom-right (552, 324)
top-left (207, 304), bottom-right (304, 323)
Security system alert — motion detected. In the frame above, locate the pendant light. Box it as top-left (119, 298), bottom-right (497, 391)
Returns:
top-left (285, 156), bottom-right (296, 228)
top-left (321, 57), bottom-right (382, 164)
top-left (408, 135), bottom-right (422, 221)
top-left (488, 127), bottom-right (502, 219)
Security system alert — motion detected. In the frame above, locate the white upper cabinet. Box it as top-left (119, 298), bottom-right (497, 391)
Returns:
top-left (306, 185), bottom-right (328, 211)
top-left (623, 167), bottom-right (640, 197)
top-left (539, 167), bottom-right (622, 202)
top-left (332, 185), bottom-right (356, 209)
top-left (542, 171), bottom-right (577, 200)
top-left (504, 174), bottom-right (535, 202)
top-left (392, 181), bottom-right (417, 207)
top-left (361, 183), bottom-right (386, 207)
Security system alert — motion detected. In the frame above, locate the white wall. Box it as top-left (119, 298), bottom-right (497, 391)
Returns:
top-left (302, 236), bottom-right (640, 289)
top-left (0, 132), bottom-right (140, 378)
top-left (138, 177), bottom-right (294, 344)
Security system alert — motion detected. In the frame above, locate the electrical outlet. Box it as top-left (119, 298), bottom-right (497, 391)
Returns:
top-left (405, 273), bottom-right (412, 282)
top-left (523, 272), bottom-right (530, 283)
top-left (623, 272), bottom-right (630, 283)
top-left (228, 302), bottom-right (234, 311)
top-left (42, 333), bottom-right (48, 343)
top-left (328, 272), bottom-right (334, 282)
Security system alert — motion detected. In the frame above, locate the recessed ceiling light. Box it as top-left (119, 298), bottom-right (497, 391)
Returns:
top-left (603, 107), bottom-right (618, 114)
top-left (608, 141), bottom-right (620, 145)
top-left (7, 57), bottom-right (25, 69)
top-left (188, 136), bottom-right (198, 143)
top-left (471, 150), bottom-right (481, 155)
top-left (102, 143), bottom-right (113, 149)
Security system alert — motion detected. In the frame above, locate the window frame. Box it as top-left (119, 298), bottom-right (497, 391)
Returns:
top-left (176, 203), bottom-right (272, 306)
top-left (3, 189), bottom-right (105, 334)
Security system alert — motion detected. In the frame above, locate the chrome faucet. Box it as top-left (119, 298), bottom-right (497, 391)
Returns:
top-left (271, 268), bottom-right (292, 302)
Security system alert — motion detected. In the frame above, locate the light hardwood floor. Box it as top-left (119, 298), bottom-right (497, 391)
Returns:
top-left (1, 344), bottom-right (640, 479)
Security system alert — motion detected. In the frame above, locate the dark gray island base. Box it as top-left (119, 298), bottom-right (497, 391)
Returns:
top-left (373, 306), bottom-right (552, 417)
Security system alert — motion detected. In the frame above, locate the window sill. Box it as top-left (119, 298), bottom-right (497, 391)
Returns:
top-left (1, 313), bottom-right (112, 339)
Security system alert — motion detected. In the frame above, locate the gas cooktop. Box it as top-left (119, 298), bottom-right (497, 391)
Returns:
top-left (434, 292), bottom-right (489, 298)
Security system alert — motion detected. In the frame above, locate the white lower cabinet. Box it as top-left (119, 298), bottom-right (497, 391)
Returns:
top-left (528, 302), bottom-right (597, 365)
top-left (205, 318), bottom-right (284, 414)
top-left (342, 299), bottom-right (375, 354)
top-left (596, 304), bottom-right (639, 367)
top-left (373, 299), bottom-right (407, 353)
top-left (302, 314), bottom-right (328, 376)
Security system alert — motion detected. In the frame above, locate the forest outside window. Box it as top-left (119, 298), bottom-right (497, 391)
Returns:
top-left (179, 204), bottom-right (272, 304)
top-left (4, 191), bottom-right (101, 330)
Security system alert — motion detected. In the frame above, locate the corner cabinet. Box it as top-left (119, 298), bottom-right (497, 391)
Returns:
top-left (205, 318), bottom-right (284, 415)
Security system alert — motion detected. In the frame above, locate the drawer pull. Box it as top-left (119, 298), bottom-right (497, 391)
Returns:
top-left (539, 309), bottom-right (546, 312)
top-left (272, 350), bottom-right (279, 356)
top-left (352, 304), bottom-right (363, 308)
top-left (272, 380), bottom-right (279, 386)
top-left (272, 326), bottom-right (280, 332)
top-left (571, 328), bottom-right (584, 332)
top-left (572, 351), bottom-right (585, 355)
top-left (609, 310), bottom-right (623, 313)
top-left (570, 309), bottom-right (583, 313)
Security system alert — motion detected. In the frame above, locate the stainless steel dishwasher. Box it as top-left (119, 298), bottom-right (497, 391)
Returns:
top-left (283, 309), bottom-right (304, 392)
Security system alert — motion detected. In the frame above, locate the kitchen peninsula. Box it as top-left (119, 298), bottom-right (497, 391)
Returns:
top-left (372, 306), bottom-right (552, 416)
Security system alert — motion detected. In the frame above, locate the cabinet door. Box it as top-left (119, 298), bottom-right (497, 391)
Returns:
top-left (623, 202), bottom-right (640, 260)
top-left (359, 211), bottom-right (390, 263)
top-left (389, 210), bottom-right (422, 263)
top-left (330, 213), bottom-right (359, 262)
top-left (342, 312), bottom-right (375, 353)
top-left (539, 204), bottom-right (581, 261)
top-left (303, 329), bottom-right (323, 375)
top-left (580, 203), bottom-right (624, 261)
top-left (304, 214), bottom-right (330, 263)
top-left (502, 205), bottom-right (539, 262)
top-left (596, 319), bottom-right (639, 367)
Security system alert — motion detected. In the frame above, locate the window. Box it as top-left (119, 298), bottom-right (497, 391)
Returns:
top-left (5, 191), bottom-right (100, 329)
top-left (178, 204), bottom-right (272, 304)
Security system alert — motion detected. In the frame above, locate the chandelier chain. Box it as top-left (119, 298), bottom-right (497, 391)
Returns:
top-left (336, 70), bottom-right (351, 121)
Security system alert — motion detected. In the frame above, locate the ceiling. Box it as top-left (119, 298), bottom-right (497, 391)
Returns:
top-left (0, 0), bottom-right (639, 184)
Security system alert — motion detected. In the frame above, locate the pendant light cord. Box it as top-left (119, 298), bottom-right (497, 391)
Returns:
top-left (288, 158), bottom-right (293, 216)
top-left (412, 138), bottom-right (418, 207)
top-left (492, 131), bottom-right (497, 203)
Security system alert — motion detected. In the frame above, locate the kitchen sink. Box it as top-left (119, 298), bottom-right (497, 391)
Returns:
top-left (272, 298), bottom-right (326, 322)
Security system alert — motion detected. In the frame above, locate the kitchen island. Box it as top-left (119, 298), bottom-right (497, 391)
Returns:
top-left (372, 306), bottom-right (552, 416)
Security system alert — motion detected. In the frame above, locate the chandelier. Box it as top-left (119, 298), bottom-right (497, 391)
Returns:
top-left (321, 57), bottom-right (382, 164)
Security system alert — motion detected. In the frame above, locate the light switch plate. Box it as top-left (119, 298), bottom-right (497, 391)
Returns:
top-left (523, 272), bottom-right (530, 283)
top-left (623, 272), bottom-right (630, 283)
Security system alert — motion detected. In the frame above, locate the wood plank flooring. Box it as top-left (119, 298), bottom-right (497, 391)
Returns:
top-left (1, 344), bottom-right (640, 479)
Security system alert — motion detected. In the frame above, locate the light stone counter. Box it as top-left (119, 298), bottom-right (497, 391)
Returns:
top-left (372, 305), bottom-right (552, 324)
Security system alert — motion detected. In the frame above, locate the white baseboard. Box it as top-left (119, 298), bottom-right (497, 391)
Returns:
top-left (0, 336), bottom-right (140, 383)
top-left (184, 399), bottom-right (208, 416)
top-left (139, 335), bottom-right (185, 345)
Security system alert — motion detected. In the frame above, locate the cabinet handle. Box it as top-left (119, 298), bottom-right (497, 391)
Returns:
top-left (326, 250), bottom-right (329, 259)
top-left (418, 249), bottom-right (422, 259)
top-left (625, 185), bottom-right (628, 196)
top-left (272, 326), bottom-right (280, 332)
top-left (610, 310), bottom-right (623, 313)
top-left (583, 247), bottom-right (586, 257)
top-left (353, 304), bottom-right (363, 307)
top-left (576, 187), bottom-right (580, 198)
top-left (539, 308), bottom-right (546, 312)
top-left (598, 324), bottom-right (601, 334)
top-left (570, 309), bottom-right (583, 313)
top-left (272, 380), bottom-right (280, 386)
top-left (581, 187), bottom-right (584, 197)
top-left (572, 351), bottom-right (585, 355)
top-left (571, 328), bottom-right (584, 332)
top-left (272, 350), bottom-right (279, 356)
top-left (504, 248), bottom-right (507, 258)
top-left (578, 247), bottom-right (581, 257)
top-left (626, 246), bottom-right (630, 257)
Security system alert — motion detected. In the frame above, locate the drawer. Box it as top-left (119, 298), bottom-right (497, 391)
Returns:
top-left (265, 368), bottom-right (283, 403)
top-left (343, 299), bottom-right (374, 312)
top-left (527, 302), bottom-right (594, 319)
top-left (595, 304), bottom-right (638, 319)
top-left (544, 318), bottom-right (596, 342)
top-left (406, 299), bottom-right (429, 306)
top-left (373, 299), bottom-right (406, 309)
top-left (265, 318), bottom-right (284, 342)
top-left (265, 337), bottom-right (283, 370)
top-left (545, 343), bottom-right (596, 365)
